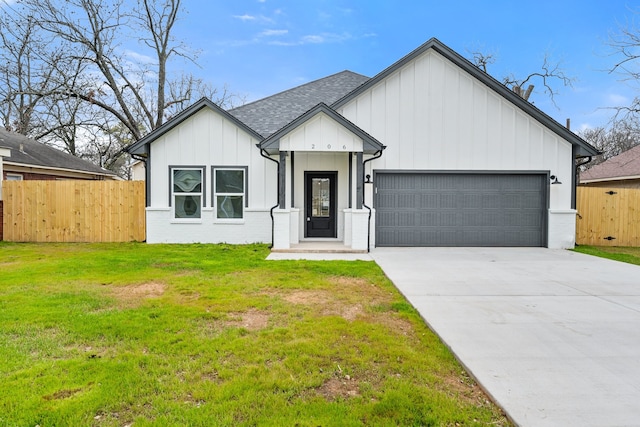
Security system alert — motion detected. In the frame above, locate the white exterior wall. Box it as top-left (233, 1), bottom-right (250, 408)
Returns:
top-left (280, 113), bottom-right (363, 153)
top-left (148, 107), bottom-right (277, 244)
top-left (338, 50), bottom-right (576, 248)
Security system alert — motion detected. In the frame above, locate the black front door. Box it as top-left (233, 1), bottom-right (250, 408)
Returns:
top-left (305, 172), bottom-right (337, 238)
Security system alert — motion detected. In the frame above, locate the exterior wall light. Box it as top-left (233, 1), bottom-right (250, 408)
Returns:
top-left (550, 175), bottom-right (562, 185)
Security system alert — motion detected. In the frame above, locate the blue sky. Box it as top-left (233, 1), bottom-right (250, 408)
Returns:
top-left (173, 0), bottom-right (639, 132)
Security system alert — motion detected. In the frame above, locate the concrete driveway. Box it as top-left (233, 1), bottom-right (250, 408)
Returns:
top-left (371, 247), bottom-right (640, 427)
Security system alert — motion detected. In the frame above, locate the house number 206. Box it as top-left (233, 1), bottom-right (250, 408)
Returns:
top-left (308, 144), bottom-right (348, 150)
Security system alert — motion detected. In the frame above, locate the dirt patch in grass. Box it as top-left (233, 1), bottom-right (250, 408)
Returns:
top-left (198, 309), bottom-right (271, 336)
top-left (318, 375), bottom-right (361, 400)
top-left (43, 388), bottom-right (82, 401)
top-left (368, 312), bottom-right (415, 337)
top-left (110, 282), bottom-right (166, 307)
top-left (439, 371), bottom-right (496, 409)
top-left (279, 276), bottom-right (396, 322)
top-left (225, 309), bottom-right (270, 330)
top-left (284, 290), bottom-right (363, 321)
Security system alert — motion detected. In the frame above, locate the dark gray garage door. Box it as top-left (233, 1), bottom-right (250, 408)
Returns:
top-left (375, 172), bottom-right (547, 247)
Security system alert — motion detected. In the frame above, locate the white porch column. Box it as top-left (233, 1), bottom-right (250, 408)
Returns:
top-left (343, 209), bottom-right (353, 246)
top-left (273, 209), bottom-right (292, 249)
top-left (289, 208), bottom-right (300, 244)
top-left (548, 209), bottom-right (577, 249)
top-left (350, 208), bottom-right (370, 251)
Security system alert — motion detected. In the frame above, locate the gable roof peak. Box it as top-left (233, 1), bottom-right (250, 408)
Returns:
top-left (127, 96), bottom-right (263, 156)
top-left (258, 102), bottom-right (385, 155)
top-left (331, 37), bottom-right (599, 157)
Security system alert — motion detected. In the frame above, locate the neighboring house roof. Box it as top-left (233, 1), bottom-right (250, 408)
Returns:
top-left (580, 144), bottom-right (640, 183)
top-left (0, 128), bottom-right (116, 178)
top-left (259, 102), bottom-right (386, 155)
top-left (128, 97), bottom-right (264, 156)
top-left (228, 70), bottom-right (370, 138)
top-left (332, 38), bottom-right (599, 157)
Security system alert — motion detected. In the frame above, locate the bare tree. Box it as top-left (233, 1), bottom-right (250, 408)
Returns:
top-left (0, 12), bottom-right (65, 135)
top-left (579, 118), bottom-right (640, 168)
top-left (0, 0), bottom-right (240, 177)
top-left (470, 50), bottom-right (573, 105)
top-left (20, 0), bottom-right (188, 141)
top-left (608, 12), bottom-right (640, 119)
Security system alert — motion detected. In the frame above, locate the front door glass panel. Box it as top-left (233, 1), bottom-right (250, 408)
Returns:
top-left (312, 178), bottom-right (330, 217)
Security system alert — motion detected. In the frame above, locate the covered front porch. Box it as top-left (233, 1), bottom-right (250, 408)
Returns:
top-left (257, 103), bottom-right (385, 252)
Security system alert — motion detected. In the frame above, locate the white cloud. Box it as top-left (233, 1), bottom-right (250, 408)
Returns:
top-left (267, 31), bottom-right (371, 47)
top-left (260, 29), bottom-right (288, 37)
top-left (124, 50), bottom-right (155, 65)
top-left (579, 122), bottom-right (594, 132)
top-left (303, 32), bottom-right (352, 44)
top-left (233, 14), bottom-right (275, 24)
top-left (302, 35), bottom-right (325, 44)
top-left (607, 92), bottom-right (630, 106)
top-left (233, 14), bottom-right (257, 21)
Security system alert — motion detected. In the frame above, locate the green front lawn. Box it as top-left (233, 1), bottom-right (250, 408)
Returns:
top-left (0, 243), bottom-right (510, 426)
top-left (573, 245), bottom-right (640, 266)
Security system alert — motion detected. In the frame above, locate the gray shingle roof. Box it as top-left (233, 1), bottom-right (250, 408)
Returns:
top-left (0, 128), bottom-right (116, 176)
top-left (228, 70), bottom-right (369, 137)
top-left (581, 144), bottom-right (640, 182)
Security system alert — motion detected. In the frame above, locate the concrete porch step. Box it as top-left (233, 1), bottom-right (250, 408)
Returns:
top-left (271, 241), bottom-right (368, 254)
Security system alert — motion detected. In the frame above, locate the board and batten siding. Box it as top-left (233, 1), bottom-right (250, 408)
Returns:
top-left (337, 48), bottom-right (576, 248)
top-left (337, 49), bottom-right (574, 209)
top-left (279, 113), bottom-right (364, 153)
top-left (147, 107), bottom-right (277, 244)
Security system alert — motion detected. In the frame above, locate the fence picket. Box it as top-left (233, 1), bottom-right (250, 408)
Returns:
top-left (2, 180), bottom-right (145, 242)
top-left (577, 187), bottom-right (640, 247)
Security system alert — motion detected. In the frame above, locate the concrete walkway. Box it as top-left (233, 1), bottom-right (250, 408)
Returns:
top-left (370, 247), bottom-right (640, 427)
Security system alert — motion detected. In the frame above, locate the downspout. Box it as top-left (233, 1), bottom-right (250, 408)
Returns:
top-left (131, 152), bottom-right (150, 207)
top-left (259, 147), bottom-right (280, 248)
top-left (574, 154), bottom-right (594, 213)
top-left (362, 150), bottom-right (383, 252)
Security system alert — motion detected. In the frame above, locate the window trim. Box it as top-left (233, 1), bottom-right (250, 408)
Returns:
top-left (212, 166), bottom-right (248, 220)
top-left (169, 166), bottom-right (206, 220)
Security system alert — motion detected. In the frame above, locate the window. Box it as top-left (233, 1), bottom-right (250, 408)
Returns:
top-left (6, 173), bottom-right (23, 181)
top-left (171, 168), bottom-right (204, 219)
top-left (213, 167), bottom-right (247, 219)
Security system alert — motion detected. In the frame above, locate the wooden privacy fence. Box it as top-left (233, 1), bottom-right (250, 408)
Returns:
top-left (2, 180), bottom-right (145, 242)
top-left (576, 186), bottom-right (640, 247)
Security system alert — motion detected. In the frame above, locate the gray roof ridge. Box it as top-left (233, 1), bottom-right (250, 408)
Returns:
top-left (228, 70), bottom-right (368, 112)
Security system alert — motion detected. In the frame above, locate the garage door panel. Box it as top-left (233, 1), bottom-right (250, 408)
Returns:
top-left (375, 173), bottom-right (546, 247)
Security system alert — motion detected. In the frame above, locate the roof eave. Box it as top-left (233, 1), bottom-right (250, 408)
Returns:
top-left (581, 175), bottom-right (640, 183)
top-left (3, 160), bottom-right (116, 177)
